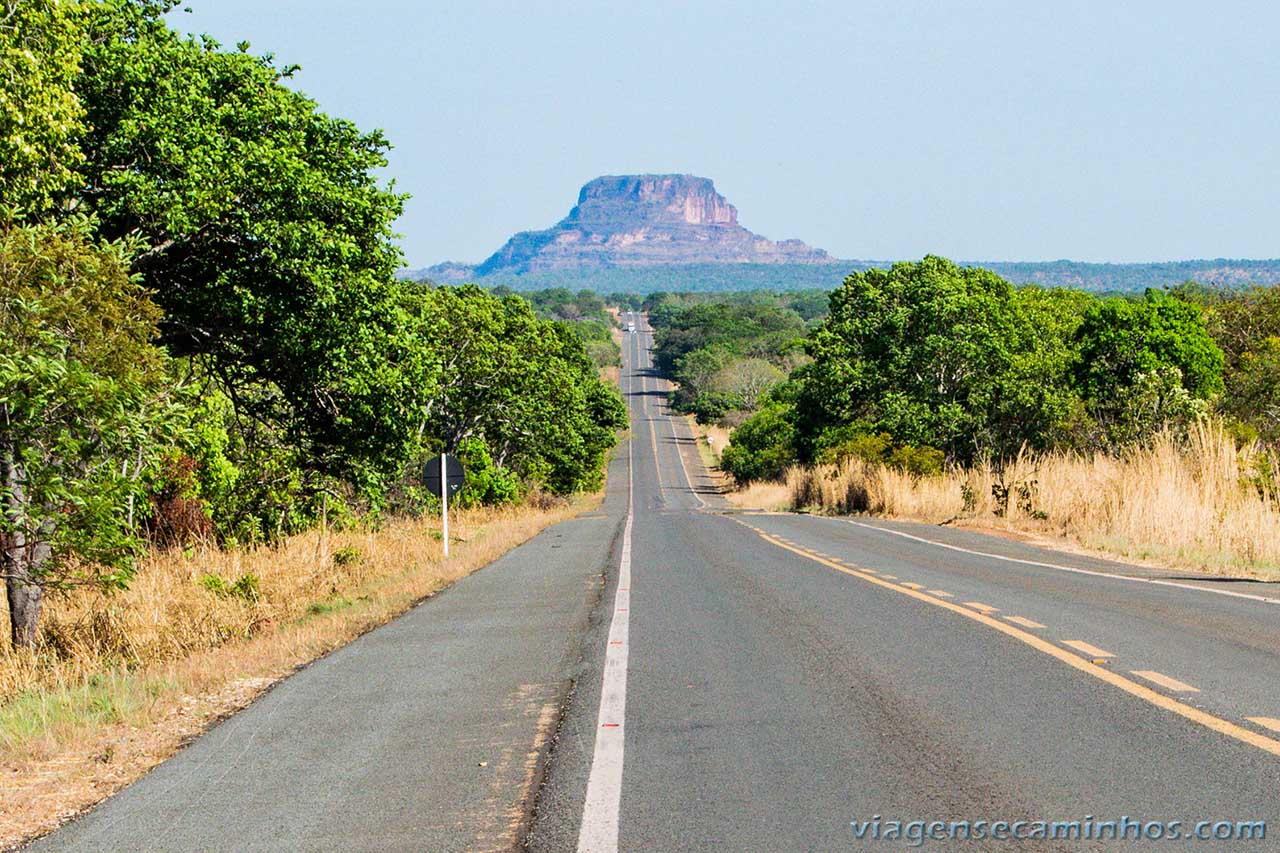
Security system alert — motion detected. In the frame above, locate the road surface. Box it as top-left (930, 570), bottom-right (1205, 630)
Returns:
top-left (36, 314), bottom-right (1280, 851)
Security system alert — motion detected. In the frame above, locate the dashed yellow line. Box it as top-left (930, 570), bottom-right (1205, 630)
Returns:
top-left (1063, 640), bottom-right (1116, 659)
top-left (1131, 671), bottom-right (1199, 693)
top-left (645, 393), bottom-right (662, 491)
top-left (963, 601), bottom-right (999, 613)
top-left (926, 590), bottom-right (953, 598)
top-left (900, 582), bottom-right (925, 590)
top-left (740, 523), bottom-right (1280, 760)
top-left (1005, 616), bottom-right (1046, 629)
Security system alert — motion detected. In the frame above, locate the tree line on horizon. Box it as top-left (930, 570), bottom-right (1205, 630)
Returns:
top-left (0, 1), bottom-right (625, 649)
top-left (645, 258), bottom-right (1280, 492)
top-left (404, 257), bottom-right (1280, 298)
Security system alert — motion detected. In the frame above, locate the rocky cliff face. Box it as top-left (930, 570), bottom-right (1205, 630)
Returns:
top-left (462, 174), bottom-right (829, 278)
top-left (571, 174), bottom-right (738, 227)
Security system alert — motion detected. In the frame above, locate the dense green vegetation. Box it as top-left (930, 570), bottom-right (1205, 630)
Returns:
top-left (0, 1), bottom-right (624, 647)
top-left (414, 263), bottom-right (852, 295)
top-left (1177, 283), bottom-right (1280, 446)
top-left (644, 291), bottom-right (825, 424)
top-left (405, 257), bottom-right (1280, 297)
top-left (676, 258), bottom-right (1276, 486)
top-left (509, 286), bottom-right (621, 370)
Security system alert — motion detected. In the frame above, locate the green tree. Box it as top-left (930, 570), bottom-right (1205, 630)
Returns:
top-left (1193, 284), bottom-right (1280, 444)
top-left (1, 223), bottom-right (175, 648)
top-left (996, 286), bottom-right (1095, 451)
top-left (1224, 337), bottom-right (1280, 443)
top-left (720, 400), bottom-right (797, 484)
top-left (403, 285), bottom-right (625, 496)
top-left (0, 0), bottom-right (85, 213)
top-left (794, 257), bottom-right (1060, 463)
top-left (1074, 289), bottom-right (1224, 401)
top-left (710, 357), bottom-right (784, 412)
top-left (670, 344), bottom-right (731, 413)
top-left (1073, 290), bottom-right (1224, 445)
top-left (71, 2), bottom-right (417, 495)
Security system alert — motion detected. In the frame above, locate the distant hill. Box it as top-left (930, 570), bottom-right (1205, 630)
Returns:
top-left (404, 174), bottom-right (1280, 293)
top-left (424, 174), bottom-right (829, 282)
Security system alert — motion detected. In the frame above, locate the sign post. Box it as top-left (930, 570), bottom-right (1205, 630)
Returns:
top-left (441, 453), bottom-right (449, 557)
top-left (424, 453), bottom-right (466, 557)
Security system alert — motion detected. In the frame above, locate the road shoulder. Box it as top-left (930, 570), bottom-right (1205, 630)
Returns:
top-left (29, 448), bottom-right (631, 853)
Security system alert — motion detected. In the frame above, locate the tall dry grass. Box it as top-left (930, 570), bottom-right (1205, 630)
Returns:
top-left (0, 503), bottom-right (588, 724)
top-left (685, 417), bottom-right (753, 506)
top-left (683, 416), bottom-right (792, 511)
top-left (781, 422), bottom-right (1280, 578)
top-left (0, 499), bottom-right (594, 846)
top-left (725, 479), bottom-right (793, 512)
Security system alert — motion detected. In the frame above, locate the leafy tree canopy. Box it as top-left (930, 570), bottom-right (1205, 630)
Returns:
top-left (402, 284), bottom-right (626, 495)
top-left (0, 0), bottom-right (85, 213)
top-left (69, 0), bottom-right (415, 492)
top-left (793, 256), bottom-right (1061, 463)
top-left (1073, 289), bottom-right (1224, 403)
top-left (1, 222), bottom-right (177, 645)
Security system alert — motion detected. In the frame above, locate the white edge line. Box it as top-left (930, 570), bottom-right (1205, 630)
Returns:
top-left (643, 314), bottom-right (705, 510)
top-left (841, 519), bottom-right (1280, 605)
top-left (576, 325), bottom-right (637, 852)
top-left (669, 410), bottom-right (707, 509)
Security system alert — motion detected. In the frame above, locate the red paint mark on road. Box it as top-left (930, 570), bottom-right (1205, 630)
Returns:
top-left (602, 723), bottom-right (620, 728)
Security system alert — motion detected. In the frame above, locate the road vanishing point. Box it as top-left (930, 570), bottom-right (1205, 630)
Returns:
top-left (36, 316), bottom-right (1280, 852)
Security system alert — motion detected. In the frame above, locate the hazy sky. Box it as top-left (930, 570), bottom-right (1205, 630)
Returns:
top-left (172, 1), bottom-right (1279, 266)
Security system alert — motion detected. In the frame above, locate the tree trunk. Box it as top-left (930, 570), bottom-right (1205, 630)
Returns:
top-left (5, 541), bottom-right (45, 650)
top-left (2, 435), bottom-right (45, 650)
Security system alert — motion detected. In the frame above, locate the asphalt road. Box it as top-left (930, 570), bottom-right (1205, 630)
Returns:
top-left (32, 441), bottom-right (631, 850)
top-left (35, 314), bottom-right (1280, 851)
top-left (527, 315), bottom-right (1280, 852)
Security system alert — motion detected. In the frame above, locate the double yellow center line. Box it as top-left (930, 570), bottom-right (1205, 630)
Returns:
top-left (744, 525), bottom-right (1280, 759)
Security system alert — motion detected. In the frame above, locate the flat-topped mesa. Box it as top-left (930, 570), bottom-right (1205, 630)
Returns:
top-left (472, 173), bottom-right (829, 277)
top-left (569, 175), bottom-right (738, 227)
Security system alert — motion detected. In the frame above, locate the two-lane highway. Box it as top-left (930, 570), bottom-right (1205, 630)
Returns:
top-left (33, 312), bottom-right (1279, 851)
top-left (529, 314), bottom-right (1279, 851)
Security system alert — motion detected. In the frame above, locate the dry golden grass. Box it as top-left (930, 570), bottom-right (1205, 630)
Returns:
top-left (682, 417), bottom-right (739, 502)
top-left (684, 417), bottom-right (729, 467)
top-left (784, 459), bottom-right (963, 523)
top-left (778, 422), bottom-right (1280, 579)
top-left (724, 479), bottom-right (792, 512)
top-left (0, 497), bottom-right (596, 848)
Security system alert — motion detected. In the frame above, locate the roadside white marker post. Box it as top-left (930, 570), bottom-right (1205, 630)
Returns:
top-left (441, 451), bottom-right (449, 558)
top-left (424, 453), bottom-right (464, 559)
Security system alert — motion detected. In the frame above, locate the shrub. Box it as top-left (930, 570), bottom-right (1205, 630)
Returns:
top-left (200, 573), bottom-right (260, 603)
top-left (689, 391), bottom-right (744, 424)
top-left (721, 401), bottom-right (797, 484)
top-left (814, 428), bottom-right (944, 477)
top-left (1073, 290), bottom-right (1224, 448)
top-left (454, 437), bottom-right (521, 507)
top-left (332, 546), bottom-right (361, 567)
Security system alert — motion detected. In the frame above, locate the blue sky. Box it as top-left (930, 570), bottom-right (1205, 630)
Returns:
top-left (171, 1), bottom-right (1279, 266)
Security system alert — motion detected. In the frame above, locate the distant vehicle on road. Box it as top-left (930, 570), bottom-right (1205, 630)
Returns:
top-left (627, 323), bottom-right (637, 333)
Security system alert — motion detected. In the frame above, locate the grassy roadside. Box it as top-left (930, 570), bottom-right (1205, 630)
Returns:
top-left (684, 416), bottom-right (792, 511)
top-left (696, 418), bottom-right (1280, 581)
top-left (0, 496), bottom-right (599, 848)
